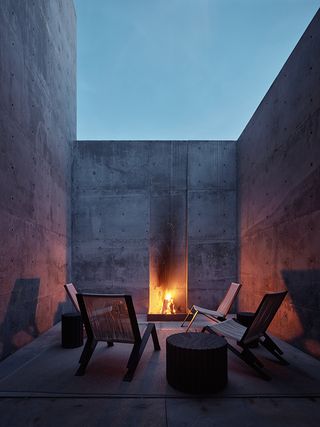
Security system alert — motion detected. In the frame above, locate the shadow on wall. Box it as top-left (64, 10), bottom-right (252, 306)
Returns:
top-left (282, 269), bottom-right (320, 358)
top-left (53, 290), bottom-right (76, 324)
top-left (0, 278), bottom-right (40, 360)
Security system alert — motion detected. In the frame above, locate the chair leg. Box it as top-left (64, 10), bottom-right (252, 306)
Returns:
top-left (181, 307), bottom-right (193, 327)
top-left (260, 334), bottom-right (289, 365)
top-left (124, 346), bottom-right (143, 381)
top-left (124, 324), bottom-right (156, 381)
top-left (151, 324), bottom-right (161, 351)
top-left (126, 343), bottom-right (140, 369)
top-left (240, 347), bottom-right (264, 368)
top-left (228, 344), bottom-right (271, 381)
top-left (186, 310), bottom-right (199, 332)
top-left (263, 333), bottom-right (284, 354)
top-left (202, 325), bottom-right (271, 380)
top-left (78, 337), bottom-right (92, 364)
top-left (76, 338), bottom-right (97, 376)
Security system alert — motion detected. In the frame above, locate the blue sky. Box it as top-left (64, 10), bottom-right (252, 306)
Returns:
top-left (75, 0), bottom-right (319, 140)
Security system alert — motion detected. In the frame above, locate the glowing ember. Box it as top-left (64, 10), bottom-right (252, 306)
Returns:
top-left (161, 292), bottom-right (176, 315)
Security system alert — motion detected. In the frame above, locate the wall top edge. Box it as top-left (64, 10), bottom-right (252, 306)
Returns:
top-left (75, 140), bottom-right (237, 143)
top-left (237, 8), bottom-right (320, 142)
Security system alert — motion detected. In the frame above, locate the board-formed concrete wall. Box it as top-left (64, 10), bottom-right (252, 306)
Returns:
top-left (238, 10), bottom-right (320, 358)
top-left (72, 140), bottom-right (237, 313)
top-left (0, 0), bottom-right (76, 359)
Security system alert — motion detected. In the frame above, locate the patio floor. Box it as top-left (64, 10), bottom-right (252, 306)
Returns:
top-left (0, 317), bottom-right (319, 426)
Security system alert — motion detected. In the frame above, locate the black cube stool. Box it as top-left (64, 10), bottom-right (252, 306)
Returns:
top-left (61, 313), bottom-right (83, 348)
top-left (236, 311), bottom-right (259, 347)
top-left (166, 332), bottom-right (227, 394)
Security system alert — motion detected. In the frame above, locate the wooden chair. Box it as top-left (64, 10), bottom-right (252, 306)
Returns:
top-left (203, 291), bottom-right (288, 380)
top-left (181, 282), bottom-right (242, 332)
top-left (64, 283), bottom-right (115, 354)
top-left (64, 283), bottom-right (80, 312)
top-left (76, 293), bottom-right (161, 381)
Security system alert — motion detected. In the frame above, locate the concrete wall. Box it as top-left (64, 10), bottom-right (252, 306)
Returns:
top-left (187, 141), bottom-right (237, 308)
top-left (0, 0), bottom-right (76, 359)
top-left (72, 140), bottom-right (237, 313)
top-left (149, 141), bottom-right (188, 314)
top-left (238, 10), bottom-right (320, 358)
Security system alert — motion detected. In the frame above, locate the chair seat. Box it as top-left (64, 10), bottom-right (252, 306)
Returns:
top-left (209, 319), bottom-right (247, 341)
top-left (193, 305), bottom-right (224, 319)
top-left (181, 282), bottom-right (242, 332)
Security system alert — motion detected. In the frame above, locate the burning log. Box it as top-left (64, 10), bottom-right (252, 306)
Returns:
top-left (161, 293), bottom-right (176, 315)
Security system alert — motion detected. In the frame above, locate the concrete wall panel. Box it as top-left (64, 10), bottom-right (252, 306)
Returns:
top-left (187, 140), bottom-right (237, 309)
top-left (149, 141), bottom-right (187, 190)
top-left (73, 140), bottom-right (237, 314)
top-left (0, 0), bottom-right (76, 359)
top-left (238, 10), bottom-right (320, 358)
top-left (111, 141), bottom-right (150, 191)
top-left (73, 193), bottom-right (149, 242)
top-left (188, 242), bottom-right (237, 285)
top-left (188, 141), bottom-right (236, 190)
top-left (188, 191), bottom-right (237, 241)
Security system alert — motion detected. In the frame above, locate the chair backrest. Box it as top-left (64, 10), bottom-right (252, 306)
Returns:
top-left (217, 282), bottom-right (242, 316)
top-left (64, 283), bottom-right (80, 312)
top-left (76, 293), bottom-right (141, 344)
top-left (241, 291), bottom-right (287, 345)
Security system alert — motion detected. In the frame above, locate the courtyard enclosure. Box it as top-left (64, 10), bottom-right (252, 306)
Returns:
top-left (0, 0), bottom-right (319, 361)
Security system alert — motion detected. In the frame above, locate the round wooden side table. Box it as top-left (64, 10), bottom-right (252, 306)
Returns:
top-left (166, 332), bottom-right (228, 393)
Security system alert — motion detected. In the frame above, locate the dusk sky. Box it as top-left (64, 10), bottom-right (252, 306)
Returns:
top-left (75, 0), bottom-right (319, 140)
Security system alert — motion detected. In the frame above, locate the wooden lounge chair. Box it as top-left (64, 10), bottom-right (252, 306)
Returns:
top-left (202, 291), bottom-right (288, 380)
top-left (76, 293), bottom-right (161, 381)
top-left (64, 283), bottom-right (114, 353)
top-left (64, 283), bottom-right (80, 312)
top-left (181, 282), bottom-right (242, 332)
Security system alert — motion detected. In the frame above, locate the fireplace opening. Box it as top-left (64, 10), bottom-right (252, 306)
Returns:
top-left (147, 240), bottom-right (189, 321)
top-left (147, 285), bottom-right (188, 321)
top-left (147, 157), bottom-right (190, 321)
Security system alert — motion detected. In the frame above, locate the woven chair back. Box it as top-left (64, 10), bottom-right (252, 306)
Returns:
top-left (64, 283), bottom-right (80, 312)
top-left (77, 294), bottom-right (140, 344)
top-left (217, 282), bottom-right (242, 316)
top-left (242, 291), bottom-right (287, 345)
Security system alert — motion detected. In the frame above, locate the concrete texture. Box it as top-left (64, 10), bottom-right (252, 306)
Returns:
top-left (0, 0), bottom-right (76, 360)
top-left (1, 397), bottom-right (320, 427)
top-left (72, 141), bottom-right (150, 312)
top-left (188, 141), bottom-right (237, 309)
top-left (0, 321), bottom-right (319, 426)
top-left (72, 140), bottom-right (237, 313)
top-left (238, 10), bottom-right (320, 358)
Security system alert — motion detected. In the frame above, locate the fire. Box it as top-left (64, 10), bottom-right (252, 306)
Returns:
top-left (161, 292), bottom-right (176, 315)
top-left (165, 292), bottom-right (172, 301)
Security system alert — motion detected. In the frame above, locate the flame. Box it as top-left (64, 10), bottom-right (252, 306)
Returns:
top-left (148, 279), bottom-right (186, 315)
top-left (161, 291), bottom-right (176, 315)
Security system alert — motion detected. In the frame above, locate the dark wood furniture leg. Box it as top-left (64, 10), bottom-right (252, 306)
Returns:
top-left (76, 338), bottom-right (97, 376)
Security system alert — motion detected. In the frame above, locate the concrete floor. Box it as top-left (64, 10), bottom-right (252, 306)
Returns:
top-left (0, 318), bottom-right (319, 426)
